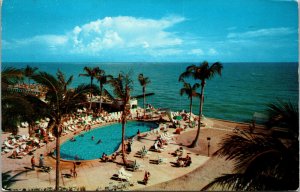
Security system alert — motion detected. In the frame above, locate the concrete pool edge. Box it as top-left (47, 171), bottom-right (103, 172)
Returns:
top-left (51, 120), bottom-right (159, 162)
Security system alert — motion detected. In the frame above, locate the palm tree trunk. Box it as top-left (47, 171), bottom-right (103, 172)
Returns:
top-left (89, 78), bottom-right (93, 110)
top-left (189, 97), bottom-right (193, 124)
top-left (28, 79), bottom-right (31, 91)
top-left (121, 113), bottom-right (127, 166)
top-left (55, 125), bottom-right (61, 191)
top-left (190, 82), bottom-right (205, 148)
top-left (143, 87), bottom-right (146, 117)
top-left (99, 84), bottom-right (103, 113)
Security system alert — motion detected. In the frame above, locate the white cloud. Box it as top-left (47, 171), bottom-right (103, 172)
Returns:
top-left (4, 35), bottom-right (68, 50)
top-left (227, 27), bottom-right (295, 39)
top-left (188, 48), bottom-right (204, 56)
top-left (3, 15), bottom-right (185, 56)
top-left (70, 16), bottom-right (185, 53)
top-left (208, 48), bottom-right (218, 55)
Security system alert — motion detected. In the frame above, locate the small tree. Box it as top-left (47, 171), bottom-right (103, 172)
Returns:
top-left (179, 61), bottom-right (223, 147)
top-left (138, 74), bottom-right (151, 117)
top-left (95, 68), bottom-right (113, 113)
top-left (179, 81), bottom-right (200, 124)
top-left (79, 66), bottom-right (100, 110)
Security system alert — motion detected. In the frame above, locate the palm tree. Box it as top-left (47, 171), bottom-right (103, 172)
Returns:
top-left (179, 81), bottom-right (200, 124)
top-left (79, 66), bottom-right (100, 110)
top-left (95, 68), bottom-right (113, 113)
top-left (266, 100), bottom-right (299, 139)
top-left (31, 70), bottom-right (90, 190)
top-left (110, 72), bottom-right (133, 166)
top-left (1, 67), bottom-right (23, 91)
top-left (179, 61), bottom-right (223, 147)
top-left (138, 74), bottom-right (151, 117)
top-left (23, 65), bottom-right (38, 91)
top-left (1, 67), bottom-right (28, 134)
top-left (202, 101), bottom-right (299, 191)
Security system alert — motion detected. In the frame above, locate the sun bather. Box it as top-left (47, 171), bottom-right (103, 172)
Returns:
top-left (101, 152), bottom-right (109, 162)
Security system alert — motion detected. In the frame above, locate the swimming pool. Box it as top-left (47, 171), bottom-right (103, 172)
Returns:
top-left (58, 121), bottom-right (158, 160)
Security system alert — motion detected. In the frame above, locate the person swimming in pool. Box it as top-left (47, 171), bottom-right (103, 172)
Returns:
top-left (70, 137), bottom-right (76, 142)
top-left (91, 136), bottom-right (94, 140)
top-left (96, 139), bottom-right (102, 144)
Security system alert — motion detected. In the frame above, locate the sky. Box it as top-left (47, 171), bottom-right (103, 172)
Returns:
top-left (2, 0), bottom-right (299, 62)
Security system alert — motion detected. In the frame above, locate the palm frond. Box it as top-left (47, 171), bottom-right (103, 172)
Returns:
top-left (201, 173), bottom-right (250, 191)
top-left (178, 70), bottom-right (194, 81)
top-left (1, 67), bottom-right (23, 87)
top-left (138, 73), bottom-right (151, 87)
top-left (266, 100), bottom-right (299, 138)
top-left (23, 65), bottom-right (38, 77)
top-left (208, 62), bottom-right (223, 78)
top-left (31, 72), bottom-right (60, 92)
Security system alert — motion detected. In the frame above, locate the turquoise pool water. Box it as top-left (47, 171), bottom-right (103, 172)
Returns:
top-left (59, 121), bottom-right (158, 160)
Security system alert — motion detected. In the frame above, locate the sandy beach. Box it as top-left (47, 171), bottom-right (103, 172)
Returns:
top-left (1, 116), bottom-right (246, 191)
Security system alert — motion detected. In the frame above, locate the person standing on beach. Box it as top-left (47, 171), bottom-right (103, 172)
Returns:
top-left (39, 154), bottom-right (44, 168)
top-left (31, 156), bottom-right (35, 170)
top-left (73, 162), bottom-right (77, 177)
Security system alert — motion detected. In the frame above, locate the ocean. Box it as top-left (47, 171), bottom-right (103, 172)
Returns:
top-left (3, 62), bottom-right (299, 123)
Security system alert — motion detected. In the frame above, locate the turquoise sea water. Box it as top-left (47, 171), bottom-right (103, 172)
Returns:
top-left (3, 62), bottom-right (299, 122)
top-left (59, 121), bottom-right (158, 160)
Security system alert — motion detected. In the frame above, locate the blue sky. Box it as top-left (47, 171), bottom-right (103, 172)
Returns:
top-left (2, 0), bottom-right (298, 62)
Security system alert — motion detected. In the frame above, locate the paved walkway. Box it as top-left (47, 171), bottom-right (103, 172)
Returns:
top-left (3, 122), bottom-right (211, 191)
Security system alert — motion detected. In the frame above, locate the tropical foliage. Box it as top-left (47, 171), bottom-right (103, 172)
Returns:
top-left (138, 74), bottom-right (151, 117)
top-left (79, 66), bottom-right (100, 109)
top-left (179, 61), bottom-right (223, 147)
top-left (202, 101), bottom-right (299, 191)
top-left (1, 67), bottom-right (30, 133)
top-left (179, 81), bottom-right (200, 123)
top-left (95, 68), bottom-right (113, 112)
top-left (31, 70), bottom-right (90, 190)
top-left (110, 72), bottom-right (133, 165)
top-left (23, 65), bottom-right (39, 90)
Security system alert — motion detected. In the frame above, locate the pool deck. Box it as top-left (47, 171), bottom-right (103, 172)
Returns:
top-left (1, 115), bottom-right (253, 190)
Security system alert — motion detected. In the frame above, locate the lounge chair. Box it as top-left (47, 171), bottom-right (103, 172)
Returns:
top-left (15, 148), bottom-right (27, 159)
top-left (2, 147), bottom-right (11, 154)
top-left (4, 141), bottom-right (15, 149)
top-left (116, 167), bottom-right (131, 181)
top-left (127, 160), bottom-right (144, 171)
top-left (137, 146), bottom-right (152, 158)
top-left (157, 155), bottom-right (168, 164)
top-left (48, 133), bottom-right (55, 141)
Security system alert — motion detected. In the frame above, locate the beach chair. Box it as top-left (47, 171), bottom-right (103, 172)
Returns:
top-left (4, 141), bottom-right (15, 149)
top-left (2, 147), bottom-right (12, 154)
top-left (48, 133), bottom-right (55, 141)
top-left (15, 148), bottom-right (27, 159)
top-left (157, 155), bottom-right (168, 164)
top-left (126, 160), bottom-right (142, 171)
top-left (116, 167), bottom-right (131, 181)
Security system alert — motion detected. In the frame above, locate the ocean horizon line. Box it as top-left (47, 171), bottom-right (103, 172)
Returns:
top-left (2, 61), bottom-right (298, 64)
